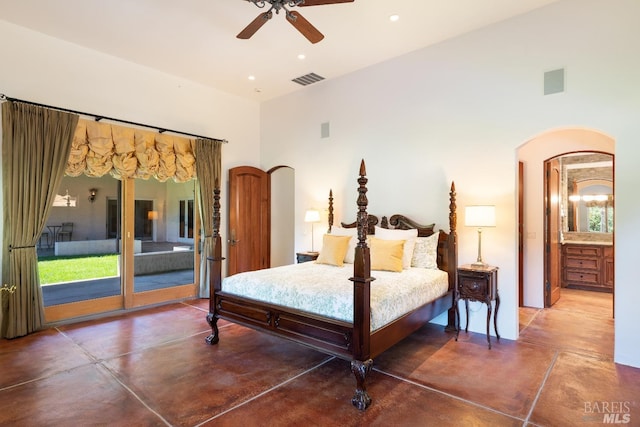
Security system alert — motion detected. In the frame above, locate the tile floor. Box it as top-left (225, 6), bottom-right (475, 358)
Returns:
top-left (0, 289), bottom-right (638, 426)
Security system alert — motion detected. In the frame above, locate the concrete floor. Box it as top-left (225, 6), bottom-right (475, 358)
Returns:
top-left (1, 288), bottom-right (637, 426)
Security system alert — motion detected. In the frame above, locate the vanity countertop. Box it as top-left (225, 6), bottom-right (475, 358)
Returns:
top-left (561, 240), bottom-right (613, 246)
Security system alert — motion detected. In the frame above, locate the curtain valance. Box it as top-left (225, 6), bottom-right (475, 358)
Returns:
top-left (66, 119), bottom-right (196, 182)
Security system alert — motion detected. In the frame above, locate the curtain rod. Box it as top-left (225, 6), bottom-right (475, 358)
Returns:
top-left (0, 93), bottom-right (228, 143)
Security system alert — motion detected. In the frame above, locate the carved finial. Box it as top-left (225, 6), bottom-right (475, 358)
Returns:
top-left (357, 160), bottom-right (369, 247)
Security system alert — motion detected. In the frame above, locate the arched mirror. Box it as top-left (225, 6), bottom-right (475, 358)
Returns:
top-left (561, 152), bottom-right (613, 236)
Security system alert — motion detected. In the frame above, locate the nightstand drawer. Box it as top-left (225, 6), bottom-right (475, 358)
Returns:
top-left (458, 277), bottom-right (488, 299)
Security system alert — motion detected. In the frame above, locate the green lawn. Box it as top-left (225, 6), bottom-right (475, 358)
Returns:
top-left (38, 254), bottom-right (119, 285)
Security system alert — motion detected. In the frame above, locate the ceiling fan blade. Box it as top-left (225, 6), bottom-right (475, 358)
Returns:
top-left (286, 11), bottom-right (324, 44)
top-left (237, 12), bottom-right (272, 39)
top-left (297, 0), bottom-right (354, 6)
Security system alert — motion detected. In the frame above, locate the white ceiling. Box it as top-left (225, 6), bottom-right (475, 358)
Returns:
top-left (0, 0), bottom-right (559, 102)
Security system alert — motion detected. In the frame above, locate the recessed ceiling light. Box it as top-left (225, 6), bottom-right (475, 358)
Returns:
top-left (298, 54), bottom-right (306, 60)
top-left (389, 14), bottom-right (399, 22)
top-left (248, 75), bottom-right (256, 81)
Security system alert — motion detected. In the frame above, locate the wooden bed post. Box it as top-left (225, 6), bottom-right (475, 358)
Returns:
top-left (445, 181), bottom-right (458, 332)
top-left (206, 181), bottom-right (224, 345)
top-left (328, 189), bottom-right (334, 233)
top-left (350, 159), bottom-right (374, 410)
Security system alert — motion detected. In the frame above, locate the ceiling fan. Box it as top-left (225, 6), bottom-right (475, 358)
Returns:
top-left (237, 0), bottom-right (355, 44)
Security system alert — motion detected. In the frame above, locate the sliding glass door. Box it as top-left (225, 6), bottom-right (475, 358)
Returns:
top-left (41, 175), bottom-right (199, 322)
top-left (131, 179), bottom-right (196, 307)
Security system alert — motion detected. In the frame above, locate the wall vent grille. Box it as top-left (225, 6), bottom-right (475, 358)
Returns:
top-left (292, 72), bottom-right (325, 86)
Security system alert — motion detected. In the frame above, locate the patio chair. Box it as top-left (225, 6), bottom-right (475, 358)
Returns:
top-left (38, 231), bottom-right (50, 248)
top-left (57, 222), bottom-right (73, 241)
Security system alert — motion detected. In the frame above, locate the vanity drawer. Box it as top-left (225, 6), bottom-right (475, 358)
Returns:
top-left (565, 269), bottom-right (600, 285)
top-left (563, 246), bottom-right (602, 257)
top-left (563, 256), bottom-right (600, 271)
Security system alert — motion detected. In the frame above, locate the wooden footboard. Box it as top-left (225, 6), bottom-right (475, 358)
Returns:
top-left (206, 160), bottom-right (457, 411)
top-left (215, 291), bottom-right (354, 358)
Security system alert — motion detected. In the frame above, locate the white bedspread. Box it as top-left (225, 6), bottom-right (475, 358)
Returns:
top-left (222, 262), bottom-right (449, 331)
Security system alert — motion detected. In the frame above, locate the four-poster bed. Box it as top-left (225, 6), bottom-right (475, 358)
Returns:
top-left (206, 160), bottom-right (458, 410)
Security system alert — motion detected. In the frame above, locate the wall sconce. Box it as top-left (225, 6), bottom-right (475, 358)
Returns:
top-left (304, 209), bottom-right (321, 253)
top-left (88, 188), bottom-right (98, 203)
top-left (147, 211), bottom-right (159, 221)
top-left (465, 205), bottom-right (496, 266)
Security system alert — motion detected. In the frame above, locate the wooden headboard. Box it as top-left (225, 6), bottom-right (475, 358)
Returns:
top-left (325, 183), bottom-right (458, 291)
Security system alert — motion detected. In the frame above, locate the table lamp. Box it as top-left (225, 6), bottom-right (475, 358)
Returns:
top-left (304, 209), bottom-right (321, 253)
top-left (465, 205), bottom-right (496, 266)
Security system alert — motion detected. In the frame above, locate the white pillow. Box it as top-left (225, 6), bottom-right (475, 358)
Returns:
top-left (412, 232), bottom-right (440, 269)
top-left (374, 226), bottom-right (418, 269)
top-left (330, 226), bottom-right (357, 264)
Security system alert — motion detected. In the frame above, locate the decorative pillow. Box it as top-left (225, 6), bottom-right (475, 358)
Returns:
top-left (412, 232), bottom-right (440, 269)
top-left (374, 226), bottom-right (418, 269)
top-left (330, 226), bottom-right (357, 264)
top-left (369, 237), bottom-right (405, 272)
top-left (316, 234), bottom-right (352, 267)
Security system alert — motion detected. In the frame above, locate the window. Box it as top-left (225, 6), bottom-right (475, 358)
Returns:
top-left (588, 205), bottom-right (614, 233)
top-left (179, 199), bottom-right (194, 238)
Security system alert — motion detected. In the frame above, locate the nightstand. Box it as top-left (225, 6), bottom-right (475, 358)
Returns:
top-left (296, 251), bottom-right (319, 263)
top-left (455, 264), bottom-right (500, 349)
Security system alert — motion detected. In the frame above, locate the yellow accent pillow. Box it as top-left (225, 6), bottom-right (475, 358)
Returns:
top-left (370, 237), bottom-right (405, 272)
top-left (316, 234), bottom-right (352, 266)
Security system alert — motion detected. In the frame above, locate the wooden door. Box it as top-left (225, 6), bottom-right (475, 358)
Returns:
top-left (544, 158), bottom-right (561, 307)
top-left (228, 166), bottom-right (270, 276)
top-left (518, 161), bottom-right (524, 307)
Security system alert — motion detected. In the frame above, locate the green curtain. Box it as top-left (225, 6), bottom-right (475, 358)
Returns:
top-left (1, 102), bottom-right (78, 338)
top-left (194, 139), bottom-right (222, 298)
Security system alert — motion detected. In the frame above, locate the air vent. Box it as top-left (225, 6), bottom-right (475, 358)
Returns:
top-left (292, 72), bottom-right (325, 86)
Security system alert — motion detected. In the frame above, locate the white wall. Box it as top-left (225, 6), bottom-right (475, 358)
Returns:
top-left (259, 0), bottom-right (640, 367)
top-left (2, 1), bottom-right (639, 368)
top-left (0, 18), bottom-right (262, 261)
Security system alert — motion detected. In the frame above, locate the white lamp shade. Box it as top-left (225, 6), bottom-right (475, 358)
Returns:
top-left (465, 205), bottom-right (496, 227)
top-left (304, 209), bottom-right (320, 223)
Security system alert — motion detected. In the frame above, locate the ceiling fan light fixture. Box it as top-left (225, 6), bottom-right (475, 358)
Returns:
top-left (238, 0), bottom-right (355, 43)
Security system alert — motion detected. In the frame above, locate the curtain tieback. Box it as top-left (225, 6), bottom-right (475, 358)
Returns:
top-left (8, 244), bottom-right (36, 252)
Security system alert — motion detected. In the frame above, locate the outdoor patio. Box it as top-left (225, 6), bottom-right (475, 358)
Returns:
top-left (38, 241), bottom-right (195, 307)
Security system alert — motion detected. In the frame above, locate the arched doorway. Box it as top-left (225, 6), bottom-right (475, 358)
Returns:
top-left (517, 128), bottom-right (614, 309)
